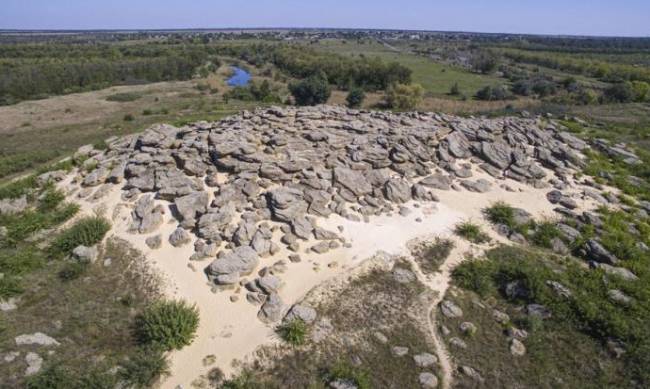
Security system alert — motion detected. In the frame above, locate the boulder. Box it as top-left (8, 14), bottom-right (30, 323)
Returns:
top-left (174, 192), bottom-right (209, 229)
top-left (440, 300), bottom-right (463, 318)
top-left (284, 304), bottom-right (317, 324)
top-left (419, 372), bottom-right (439, 388)
top-left (72, 245), bottom-right (99, 263)
top-left (208, 246), bottom-right (259, 284)
top-left (169, 227), bottom-right (191, 247)
top-left (384, 177), bottom-right (411, 203)
top-left (258, 293), bottom-right (285, 323)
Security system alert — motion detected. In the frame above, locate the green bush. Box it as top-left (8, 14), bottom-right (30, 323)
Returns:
top-left (106, 92), bottom-right (142, 102)
top-left (49, 216), bottom-right (111, 257)
top-left (530, 221), bottom-right (562, 248)
top-left (26, 365), bottom-right (76, 389)
top-left (385, 83), bottom-right (424, 110)
top-left (454, 221), bottom-right (490, 244)
top-left (277, 319), bottom-right (308, 346)
top-left (38, 188), bottom-right (65, 212)
top-left (289, 73), bottom-right (331, 106)
top-left (475, 85), bottom-right (512, 101)
top-left (346, 88), bottom-right (366, 108)
top-left (58, 261), bottom-right (88, 281)
top-left (123, 114), bottom-right (135, 122)
top-left (119, 346), bottom-right (170, 388)
top-left (136, 300), bottom-right (199, 351)
top-left (326, 360), bottom-right (371, 389)
top-left (483, 201), bottom-right (516, 227)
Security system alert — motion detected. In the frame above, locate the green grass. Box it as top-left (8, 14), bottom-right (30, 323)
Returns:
top-left (414, 237), bottom-right (455, 273)
top-left (49, 216), bottom-right (111, 257)
top-left (106, 92), bottom-right (143, 102)
top-left (454, 221), bottom-right (491, 244)
top-left (135, 300), bottom-right (200, 351)
top-left (277, 319), bottom-right (308, 346)
top-left (313, 40), bottom-right (503, 97)
top-left (483, 201), bottom-right (516, 227)
top-left (451, 244), bottom-right (650, 385)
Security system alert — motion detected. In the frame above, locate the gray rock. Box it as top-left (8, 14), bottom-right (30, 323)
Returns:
top-left (585, 239), bottom-right (618, 265)
top-left (592, 263), bottom-right (638, 281)
top-left (526, 304), bottom-right (552, 319)
top-left (329, 379), bottom-right (358, 389)
top-left (174, 192), bottom-right (209, 229)
top-left (333, 167), bottom-right (372, 196)
top-left (460, 179), bottom-right (491, 193)
top-left (510, 338), bottom-right (526, 356)
top-left (419, 372), bottom-right (439, 388)
top-left (384, 177), bottom-right (411, 203)
top-left (25, 352), bottom-right (43, 376)
top-left (546, 281), bottom-right (572, 298)
top-left (258, 293), bottom-right (285, 323)
top-left (391, 346), bottom-right (409, 357)
top-left (208, 246), bottom-right (259, 284)
top-left (419, 173), bottom-right (452, 190)
top-left (131, 195), bottom-right (164, 234)
top-left (0, 196), bottom-right (27, 215)
top-left (257, 274), bottom-right (282, 294)
top-left (459, 366), bottom-right (484, 382)
top-left (72, 245), bottom-right (99, 263)
top-left (440, 300), bottom-right (463, 318)
top-left (15, 332), bottom-right (60, 347)
top-left (480, 141), bottom-right (512, 169)
top-left (414, 352), bottom-right (438, 368)
top-left (169, 227), bottom-right (191, 247)
top-left (608, 289), bottom-right (633, 306)
top-left (0, 297), bottom-right (18, 312)
top-left (449, 337), bottom-right (467, 349)
top-left (285, 304), bottom-right (317, 324)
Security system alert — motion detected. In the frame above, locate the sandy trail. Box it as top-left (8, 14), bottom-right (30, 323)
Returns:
top-left (59, 163), bottom-right (607, 388)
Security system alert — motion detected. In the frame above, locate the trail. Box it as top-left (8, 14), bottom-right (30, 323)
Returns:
top-left (406, 239), bottom-right (485, 389)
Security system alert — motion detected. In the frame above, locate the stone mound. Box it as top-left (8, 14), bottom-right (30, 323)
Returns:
top-left (72, 105), bottom-right (589, 322)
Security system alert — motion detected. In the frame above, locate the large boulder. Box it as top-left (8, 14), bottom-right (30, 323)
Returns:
top-left (384, 177), bottom-right (411, 203)
top-left (208, 246), bottom-right (259, 284)
top-left (174, 192), bottom-right (209, 229)
top-left (333, 167), bottom-right (372, 196)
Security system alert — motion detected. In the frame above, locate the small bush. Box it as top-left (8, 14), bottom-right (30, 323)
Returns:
top-left (326, 360), bottom-right (371, 389)
top-left (38, 188), bottom-right (65, 212)
top-left (530, 221), bottom-right (562, 248)
top-left (119, 346), bottom-right (169, 388)
top-left (452, 258), bottom-right (496, 297)
top-left (136, 300), bottom-right (199, 351)
top-left (346, 88), bottom-right (366, 108)
top-left (142, 109), bottom-right (153, 116)
top-left (455, 221), bottom-right (490, 244)
top-left (123, 114), bottom-right (135, 122)
top-left (385, 83), bottom-right (424, 110)
top-left (106, 92), bottom-right (142, 102)
top-left (58, 261), bottom-right (88, 281)
top-left (289, 73), bottom-right (331, 106)
top-left (277, 319), bottom-right (308, 346)
top-left (483, 201), bottom-right (516, 227)
top-left (449, 82), bottom-right (461, 96)
top-left (26, 365), bottom-right (76, 389)
top-left (49, 216), bottom-right (111, 257)
top-left (475, 85), bottom-right (512, 101)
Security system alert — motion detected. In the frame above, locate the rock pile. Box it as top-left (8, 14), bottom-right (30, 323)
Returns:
top-left (73, 105), bottom-right (593, 322)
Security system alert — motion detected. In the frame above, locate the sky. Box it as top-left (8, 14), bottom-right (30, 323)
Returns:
top-left (1, 0), bottom-right (649, 37)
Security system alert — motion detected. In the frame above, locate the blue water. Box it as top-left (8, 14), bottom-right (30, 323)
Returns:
top-left (227, 66), bottom-right (251, 87)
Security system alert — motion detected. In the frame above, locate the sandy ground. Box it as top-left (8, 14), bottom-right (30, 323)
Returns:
top-left (58, 161), bottom-right (609, 388)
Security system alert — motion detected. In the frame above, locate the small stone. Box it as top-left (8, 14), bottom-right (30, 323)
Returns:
top-left (413, 352), bottom-right (437, 368)
top-left (510, 338), bottom-right (526, 356)
top-left (25, 352), bottom-right (43, 376)
top-left (373, 332), bottom-right (388, 344)
top-left (419, 372), bottom-right (439, 388)
top-left (440, 300), bottom-right (463, 318)
top-left (459, 322), bottom-right (477, 336)
top-left (145, 234), bottom-right (162, 249)
top-left (391, 346), bottom-right (409, 357)
top-left (449, 337), bottom-right (467, 349)
top-left (230, 295), bottom-right (239, 303)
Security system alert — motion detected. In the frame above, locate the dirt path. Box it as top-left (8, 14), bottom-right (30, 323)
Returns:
top-left (407, 238), bottom-right (490, 389)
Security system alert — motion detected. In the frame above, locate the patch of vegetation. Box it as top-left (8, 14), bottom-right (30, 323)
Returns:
top-left (384, 83), bottom-right (424, 110)
top-left (224, 265), bottom-right (436, 387)
top-left (483, 201), bottom-right (517, 227)
top-left (106, 92), bottom-right (143, 102)
top-left (413, 237), bottom-right (455, 273)
top-left (118, 346), bottom-right (170, 388)
top-left (529, 221), bottom-right (562, 248)
top-left (346, 87), bottom-right (366, 108)
top-left (135, 300), bottom-right (200, 351)
top-left (276, 319), bottom-right (308, 346)
top-left (454, 221), bottom-right (490, 244)
top-left (451, 244), bottom-right (650, 386)
top-left (49, 216), bottom-right (111, 257)
top-left (289, 73), bottom-right (331, 106)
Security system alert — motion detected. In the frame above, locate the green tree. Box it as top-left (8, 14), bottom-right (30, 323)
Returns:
top-left (449, 82), bottom-right (461, 96)
top-left (385, 83), bottom-right (424, 110)
top-left (346, 88), bottom-right (366, 108)
top-left (289, 73), bottom-right (331, 106)
top-left (470, 51), bottom-right (500, 74)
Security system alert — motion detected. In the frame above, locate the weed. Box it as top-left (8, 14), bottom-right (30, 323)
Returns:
top-left (49, 216), bottom-right (110, 257)
top-left (483, 201), bottom-right (516, 227)
top-left (277, 319), bottom-right (308, 346)
top-left (118, 346), bottom-right (170, 388)
top-left (135, 300), bottom-right (200, 351)
top-left (454, 221), bottom-right (490, 244)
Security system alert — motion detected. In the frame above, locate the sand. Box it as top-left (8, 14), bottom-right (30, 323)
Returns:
top-left (58, 162), bottom-right (610, 388)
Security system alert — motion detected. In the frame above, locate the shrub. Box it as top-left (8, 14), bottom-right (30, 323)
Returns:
top-left (106, 92), bottom-right (142, 102)
top-left (475, 85), bottom-right (512, 101)
top-left (26, 365), bottom-right (76, 389)
top-left (136, 300), bottom-right (199, 351)
top-left (385, 83), bottom-right (424, 110)
top-left (530, 221), bottom-right (562, 248)
top-left (58, 261), bottom-right (88, 281)
top-left (470, 51), bottom-right (500, 74)
top-left (602, 82), bottom-right (634, 103)
top-left (277, 319), bottom-right (308, 346)
top-left (142, 109), bottom-right (153, 116)
top-left (346, 88), bottom-right (366, 108)
top-left (38, 188), bottom-right (65, 212)
top-left (449, 82), bottom-right (461, 96)
top-left (454, 221), bottom-right (490, 244)
top-left (119, 346), bottom-right (170, 388)
top-left (289, 73), bottom-right (331, 106)
top-left (49, 216), bottom-right (111, 257)
top-left (123, 114), bottom-right (135, 122)
top-left (326, 360), bottom-right (371, 389)
top-left (483, 201), bottom-right (516, 227)
top-left (418, 238), bottom-right (455, 273)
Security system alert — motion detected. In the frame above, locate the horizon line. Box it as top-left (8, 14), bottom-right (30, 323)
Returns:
top-left (0, 27), bottom-right (648, 39)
